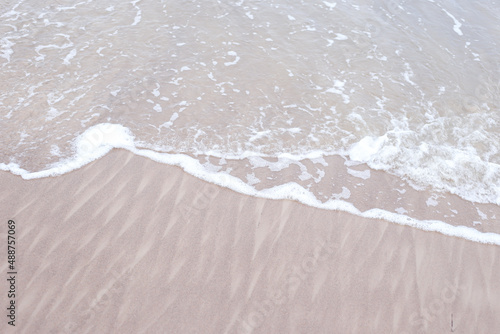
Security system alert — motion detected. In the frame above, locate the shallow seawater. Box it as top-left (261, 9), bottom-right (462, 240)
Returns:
top-left (1, 0), bottom-right (499, 242)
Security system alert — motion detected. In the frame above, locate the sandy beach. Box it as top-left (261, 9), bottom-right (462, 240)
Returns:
top-left (1, 1), bottom-right (500, 333)
top-left (0, 149), bottom-right (498, 333)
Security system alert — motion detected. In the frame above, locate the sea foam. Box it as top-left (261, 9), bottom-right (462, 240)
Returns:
top-left (2, 123), bottom-right (499, 246)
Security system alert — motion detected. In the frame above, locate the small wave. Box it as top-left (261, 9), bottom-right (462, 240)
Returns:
top-left (1, 123), bottom-right (499, 246)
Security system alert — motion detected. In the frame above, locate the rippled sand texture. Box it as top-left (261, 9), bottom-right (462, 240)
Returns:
top-left (1, 150), bottom-right (499, 333)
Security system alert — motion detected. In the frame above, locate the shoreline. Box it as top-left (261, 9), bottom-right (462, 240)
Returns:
top-left (3, 134), bottom-right (499, 244)
top-left (1, 149), bottom-right (499, 333)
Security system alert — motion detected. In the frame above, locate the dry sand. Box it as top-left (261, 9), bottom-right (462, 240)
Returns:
top-left (1, 149), bottom-right (499, 333)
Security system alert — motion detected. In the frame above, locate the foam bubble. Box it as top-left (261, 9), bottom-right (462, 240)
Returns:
top-left (349, 135), bottom-right (387, 162)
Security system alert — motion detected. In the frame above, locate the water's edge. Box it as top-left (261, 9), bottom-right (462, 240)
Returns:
top-left (2, 123), bottom-right (499, 246)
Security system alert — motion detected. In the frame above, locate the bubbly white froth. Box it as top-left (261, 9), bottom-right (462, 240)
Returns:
top-left (1, 123), bottom-right (499, 246)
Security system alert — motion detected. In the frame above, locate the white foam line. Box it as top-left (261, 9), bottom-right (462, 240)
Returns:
top-left (2, 124), bottom-right (499, 247)
top-left (442, 8), bottom-right (463, 36)
top-left (63, 49), bottom-right (77, 65)
top-left (131, 0), bottom-right (142, 26)
top-left (224, 51), bottom-right (240, 66)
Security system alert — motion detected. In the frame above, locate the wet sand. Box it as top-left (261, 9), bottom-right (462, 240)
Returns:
top-left (1, 149), bottom-right (499, 333)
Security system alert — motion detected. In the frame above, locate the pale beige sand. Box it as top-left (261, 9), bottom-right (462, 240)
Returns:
top-left (1, 149), bottom-right (499, 333)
